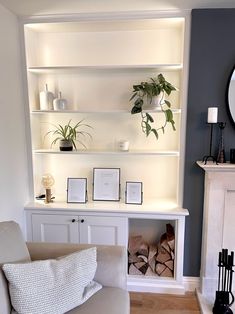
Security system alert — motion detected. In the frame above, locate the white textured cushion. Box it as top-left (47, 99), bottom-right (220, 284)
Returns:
top-left (3, 247), bottom-right (102, 314)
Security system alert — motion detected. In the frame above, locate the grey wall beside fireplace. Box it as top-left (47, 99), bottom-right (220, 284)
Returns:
top-left (183, 8), bottom-right (235, 276)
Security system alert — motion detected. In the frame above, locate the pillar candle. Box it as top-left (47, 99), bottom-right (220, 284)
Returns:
top-left (207, 107), bottom-right (218, 123)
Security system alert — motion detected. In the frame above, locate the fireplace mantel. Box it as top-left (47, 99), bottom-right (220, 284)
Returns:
top-left (196, 161), bottom-right (235, 313)
top-left (197, 161), bottom-right (235, 172)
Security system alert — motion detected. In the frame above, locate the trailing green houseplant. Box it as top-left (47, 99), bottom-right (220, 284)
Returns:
top-left (130, 73), bottom-right (177, 139)
top-left (44, 119), bottom-right (92, 151)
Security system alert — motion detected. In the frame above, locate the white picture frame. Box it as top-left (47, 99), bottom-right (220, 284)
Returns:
top-left (93, 168), bottom-right (120, 201)
top-left (67, 178), bottom-right (87, 203)
top-left (125, 181), bottom-right (143, 205)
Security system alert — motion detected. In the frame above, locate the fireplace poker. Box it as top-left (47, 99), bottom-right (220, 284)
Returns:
top-left (229, 252), bottom-right (234, 306)
top-left (218, 252), bottom-right (222, 291)
top-left (223, 249), bottom-right (228, 292)
top-left (213, 249), bottom-right (234, 314)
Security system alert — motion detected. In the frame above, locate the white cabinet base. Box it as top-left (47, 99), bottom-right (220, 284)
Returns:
top-left (25, 201), bottom-right (188, 294)
top-left (79, 215), bottom-right (128, 246)
top-left (31, 213), bottom-right (79, 243)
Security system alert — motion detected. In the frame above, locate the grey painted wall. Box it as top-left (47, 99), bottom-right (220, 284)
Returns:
top-left (183, 9), bottom-right (235, 276)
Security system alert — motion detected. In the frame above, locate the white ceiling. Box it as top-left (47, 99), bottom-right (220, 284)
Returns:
top-left (0, 0), bottom-right (235, 17)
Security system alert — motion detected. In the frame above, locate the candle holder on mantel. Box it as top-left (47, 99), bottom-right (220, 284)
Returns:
top-left (217, 122), bottom-right (226, 163)
top-left (202, 107), bottom-right (218, 165)
top-left (202, 123), bottom-right (218, 164)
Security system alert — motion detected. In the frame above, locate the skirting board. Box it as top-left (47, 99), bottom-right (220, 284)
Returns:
top-left (127, 276), bottom-right (200, 294)
top-left (196, 289), bottom-right (213, 314)
top-left (184, 276), bottom-right (200, 291)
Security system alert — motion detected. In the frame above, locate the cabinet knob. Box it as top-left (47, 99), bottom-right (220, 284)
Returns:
top-left (71, 219), bottom-right (84, 223)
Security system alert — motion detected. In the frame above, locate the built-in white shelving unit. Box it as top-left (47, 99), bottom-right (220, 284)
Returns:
top-left (22, 13), bottom-right (189, 293)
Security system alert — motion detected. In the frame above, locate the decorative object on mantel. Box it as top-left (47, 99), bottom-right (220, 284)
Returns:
top-left (217, 122), bottom-right (227, 163)
top-left (39, 84), bottom-right (54, 110)
top-left (213, 249), bottom-right (234, 314)
top-left (41, 173), bottom-right (55, 203)
top-left (230, 149), bottom-right (235, 164)
top-left (44, 119), bottom-right (92, 151)
top-left (128, 224), bottom-right (175, 277)
top-left (202, 107), bottom-right (218, 164)
top-left (130, 73), bottom-right (177, 140)
top-left (53, 91), bottom-right (67, 110)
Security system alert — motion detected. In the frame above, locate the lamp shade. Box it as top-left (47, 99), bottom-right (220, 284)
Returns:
top-left (41, 173), bottom-right (55, 189)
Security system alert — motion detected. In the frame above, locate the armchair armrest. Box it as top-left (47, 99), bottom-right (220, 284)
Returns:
top-left (26, 242), bottom-right (127, 289)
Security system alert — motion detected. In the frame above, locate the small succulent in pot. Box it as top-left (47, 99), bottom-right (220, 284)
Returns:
top-left (130, 73), bottom-right (177, 140)
top-left (45, 119), bottom-right (92, 151)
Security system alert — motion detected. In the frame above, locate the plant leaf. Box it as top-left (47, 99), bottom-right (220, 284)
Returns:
top-left (165, 109), bottom-right (173, 122)
top-left (131, 105), bottom-right (142, 114)
top-left (146, 112), bottom-right (154, 123)
top-left (129, 92), bottom-right (137, 101)
top-left (164, 100), bottom-right (171, 108)
top-left (151, 128), bottom-right (158, 139)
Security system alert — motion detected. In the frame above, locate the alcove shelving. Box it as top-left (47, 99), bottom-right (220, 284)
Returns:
top-left (23, 14), bottom-right (188, 293)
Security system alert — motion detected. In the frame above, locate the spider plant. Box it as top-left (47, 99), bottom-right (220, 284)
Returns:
top-left (44, 119), bottom-right (92, 151)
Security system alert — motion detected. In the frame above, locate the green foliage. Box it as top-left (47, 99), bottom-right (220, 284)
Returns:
top-left (130, 73), bottom-right (177, 140)
top-left (44, 119), bottom-right (92, 150)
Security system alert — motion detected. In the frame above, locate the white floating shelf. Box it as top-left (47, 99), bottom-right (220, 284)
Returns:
top-left (33, 149), bottom-right (180, 156)
top-left (28, 64), bottom-right (183, 73)
top-left (31, 109), bottom-right (182, 114)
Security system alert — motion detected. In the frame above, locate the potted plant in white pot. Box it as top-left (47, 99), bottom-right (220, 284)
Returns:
top-left (45, 119), bottom-right (92, 151)
top-left (130, 73), bottom-right (177, 139)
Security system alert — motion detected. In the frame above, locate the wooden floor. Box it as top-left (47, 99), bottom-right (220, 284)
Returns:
top-left (130, 292), bottom-right (201, 314)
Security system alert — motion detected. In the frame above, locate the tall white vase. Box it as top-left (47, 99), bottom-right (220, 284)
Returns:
top-left (39, 84), bottom-right (54, 110)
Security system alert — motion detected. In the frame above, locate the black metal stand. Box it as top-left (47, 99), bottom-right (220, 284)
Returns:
top-left (202, 123), bottom-right (217, 164)
top-left (217, 122), bottom-right (226, 163)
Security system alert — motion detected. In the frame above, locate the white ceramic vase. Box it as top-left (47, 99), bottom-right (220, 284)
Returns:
top-left (53, 92), bottom-right (67, 110)
top-left (39, 84), bottom-right (54, 110)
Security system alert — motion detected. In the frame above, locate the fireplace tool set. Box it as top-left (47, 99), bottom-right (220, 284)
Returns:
top-left (213, 249), bottom-right (234, 314)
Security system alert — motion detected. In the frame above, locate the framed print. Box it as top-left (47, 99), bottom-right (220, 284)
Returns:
top-left (93, 168), bottom-right (120, 201)
top-left (125, 181), bottom-right (143, 205)
top-left (67, 178), bottom-right (87, 203)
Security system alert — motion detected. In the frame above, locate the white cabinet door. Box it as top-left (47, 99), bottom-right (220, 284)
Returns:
top-left (31, 214), bottom-right (79, 243)
top-left (79, 216), bottom-right (128, 246)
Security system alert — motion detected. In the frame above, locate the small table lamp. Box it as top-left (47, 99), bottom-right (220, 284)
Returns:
top-left (41, 173), bottom-right (55, 203)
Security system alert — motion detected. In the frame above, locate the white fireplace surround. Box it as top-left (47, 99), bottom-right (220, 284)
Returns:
top-left (197, 161), bottom-right (235, 313)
